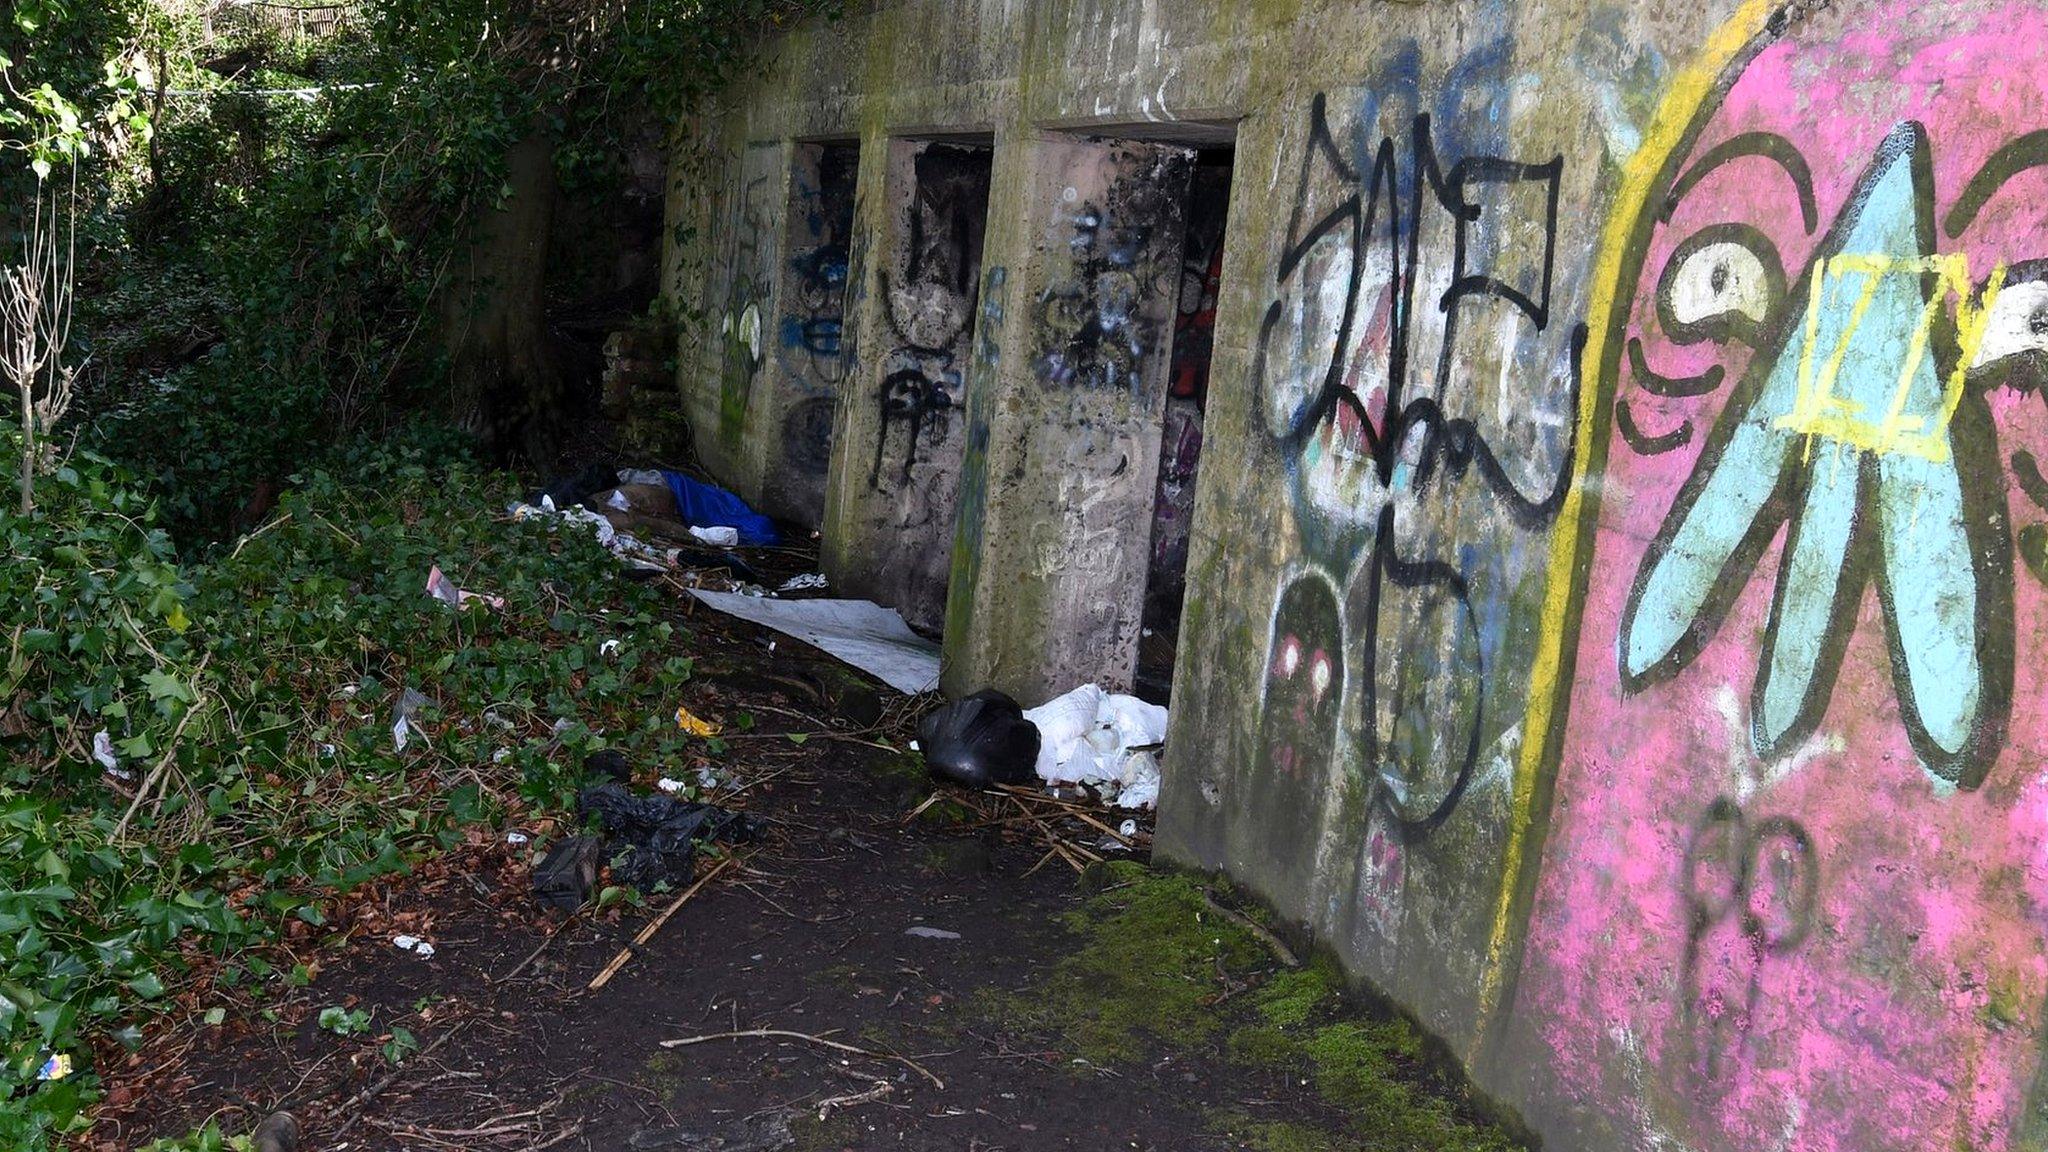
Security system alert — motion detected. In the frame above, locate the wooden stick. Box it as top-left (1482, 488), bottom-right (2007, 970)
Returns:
top-left (332, 1025), bottom-right (463, 1137)
top-left (228, 511), bottom-right (292, 559)
top-left (1202, 890), bottom-right (1301, 969)
top-left (659, 1028), bottom-right (944, 1090)
top-left (492, 911), bottom-right (578, 985)
top-left (1010, 796), bottom-right (1102, 866)
top-left (994, 785), bottom-right (1139, 846)
top-left (587, 856), bottom-right (735, 990)
top-left (114, 653), bottom-right (213, 840)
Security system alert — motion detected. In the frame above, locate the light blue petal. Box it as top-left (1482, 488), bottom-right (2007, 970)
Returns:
top-left (1757, 440), bottom-right (1861, 749)
top-left (1624, 404), bottom-right (1796, 680)
top-left (1878, 451), bottom-right (1978, 756)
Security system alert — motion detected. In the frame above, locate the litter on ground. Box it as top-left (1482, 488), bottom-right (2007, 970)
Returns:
top-left (675, 704), bottom-right (722, 738)
top-left (917, 690), bottom-right (1040, 788)
top-left (686, 592), bottom-right (941, 695)
top-left (1022, 685), bottom-right (1168, 810)
top-left (425, 565), bottom-right (504, 610)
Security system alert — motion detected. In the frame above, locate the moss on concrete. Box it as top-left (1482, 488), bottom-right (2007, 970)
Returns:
top-left (983, 860), bottom-right (1267, 1064)
top-left (980, 862), bottom-right (1523, 1151)
top-left (1207, 1111), bottom-right (1352, 1152)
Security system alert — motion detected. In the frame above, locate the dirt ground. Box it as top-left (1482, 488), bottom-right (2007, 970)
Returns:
top-left (89, 563), bottom-right (1520, 1152)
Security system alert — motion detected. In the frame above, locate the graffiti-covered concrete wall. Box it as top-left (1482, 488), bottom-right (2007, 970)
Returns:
top-left (666, 1), bottom-right (2048, 1148)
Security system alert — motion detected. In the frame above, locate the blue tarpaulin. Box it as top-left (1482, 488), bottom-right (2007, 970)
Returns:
top-left (662, 472), bottom-right (781, 547)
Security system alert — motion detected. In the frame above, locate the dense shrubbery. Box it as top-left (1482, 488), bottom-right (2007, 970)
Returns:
top-left (0, 424), bottom-right (709, 1145)
top-left (0, 1), bottom-right (841, 1142)
top-left (14, 0), bottom-right (837, 542)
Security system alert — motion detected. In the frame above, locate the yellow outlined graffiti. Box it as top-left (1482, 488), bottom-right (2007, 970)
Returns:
top-left (1471, 0), bottom-right (1776, 1049)
top-left (1775, 254), bottom-right (2004, 462)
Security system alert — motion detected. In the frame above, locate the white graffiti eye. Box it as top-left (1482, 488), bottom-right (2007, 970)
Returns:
top-left (1277, 637), bottom-right (1302, 679)
top-left (1969, 279), bottom-right (2048, 367)
top-left (1656, 224), bottom-right (1785, 345)
top-left (739, 303), bottom-right (764, 359)
top-left (1668, 244), bottom-right (1772, 327)
top-left (1310, 652), bottom-right (1333, 700)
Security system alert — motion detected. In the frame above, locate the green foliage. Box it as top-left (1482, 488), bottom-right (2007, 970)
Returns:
top-left (0, 0), bottom-right (152, 178)
top-left (138, 1123), bottom-right (251, 1152)
top-left (67, 0), bottom-right (839, 542)
top-left (381, 1023), bottom-right (419, 1065)
top-left (317, 1005), bottom-right (370, 1037)
top-left (0, 427), bottom-right (704, 1146)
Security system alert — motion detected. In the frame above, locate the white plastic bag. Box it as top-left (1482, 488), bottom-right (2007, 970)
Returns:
top-left (1021, 685), bottom-right (1167, 809)
top-left (1023, 685), bottom-right (1104, 783)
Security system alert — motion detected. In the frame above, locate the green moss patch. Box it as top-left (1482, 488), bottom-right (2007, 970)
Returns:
top-left (982, 863), bottom-right (1521, 1151)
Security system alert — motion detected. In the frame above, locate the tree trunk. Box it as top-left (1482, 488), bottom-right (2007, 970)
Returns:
top-left (442, 126), bottom-right (564, 462)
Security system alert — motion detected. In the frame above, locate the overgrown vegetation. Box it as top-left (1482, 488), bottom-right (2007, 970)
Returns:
top-left (8, 0), bottom-right (836, 542)
top-left (0, 0), bottom-right (841, 1143)
top-left (982, 862), bottom-right (1522, 1152)
top-left (0, 426), bottom-right (720, 1144)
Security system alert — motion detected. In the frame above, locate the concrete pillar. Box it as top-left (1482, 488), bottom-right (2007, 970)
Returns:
top-left (822, 136), bottom-right (996, 634)
top-left (942, 133), bottom-right (1194, 703)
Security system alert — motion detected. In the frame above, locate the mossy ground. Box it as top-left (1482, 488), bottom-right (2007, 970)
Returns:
top-left (979, 861), bottom-right (1522, 1151)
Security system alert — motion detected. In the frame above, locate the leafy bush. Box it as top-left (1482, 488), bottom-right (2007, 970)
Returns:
top-left (0, 424), bottom-right (704, 1146)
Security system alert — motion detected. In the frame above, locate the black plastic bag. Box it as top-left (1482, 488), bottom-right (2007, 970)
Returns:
top-left (917, 689), bottom-right (1041, 788)
top-left (584, 749), bottom-right (632, 783)
top-left (533, 835), bottom-right (602, 910)
top-left (577, 782), bottom-right (756, 892)
top-left (530, 460), bottom-right (619, 511)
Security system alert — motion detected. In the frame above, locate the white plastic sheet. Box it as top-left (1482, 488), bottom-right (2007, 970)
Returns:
top-left (1022, 686), bottom-right (1168, 809)
top-left (687, 592), bottom-right (941, 695)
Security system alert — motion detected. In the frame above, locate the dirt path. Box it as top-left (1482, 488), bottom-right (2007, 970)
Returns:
top-left (92, 586), bottom-right (1520, 1152)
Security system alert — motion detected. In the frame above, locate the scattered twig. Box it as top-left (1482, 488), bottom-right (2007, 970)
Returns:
top-left (114, 653), bottom-right (214, 840)
top-left (310, 510), bottom-right (360, 549)
top-left (735, 881), bottom-right (849, 925)
top-left (1202, 890), bottom-right (1301, 969)
top-left (588, 856), bottom-right (735, 990)
top-left (659, 1028), bottom-right (945, 1090)
top-left (492, 910), bottom-right (580, 985)
top-left (1009, 795), bottom-right (1099, 872)
top-left (1021, 845), bottom-right (1062, 878)
top-left (228, 511), bottom-right (293, 558)
top-left (815, 1067), bottom-right (893, 1120)
top-left (332, 1024), bottom-right (464, 1137)
top-left (517, 1123), bottom-right (586, 1152)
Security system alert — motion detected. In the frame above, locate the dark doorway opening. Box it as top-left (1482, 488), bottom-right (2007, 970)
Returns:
top-left (1136, 147), bottom-right (1233, 704)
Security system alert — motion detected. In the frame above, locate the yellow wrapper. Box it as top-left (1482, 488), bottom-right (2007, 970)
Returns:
top-left (675, 705), bottom-right (722, 738)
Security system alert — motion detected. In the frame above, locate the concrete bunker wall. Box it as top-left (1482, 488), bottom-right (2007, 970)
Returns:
top-left (663, 2), bottom-right (2048, 1149)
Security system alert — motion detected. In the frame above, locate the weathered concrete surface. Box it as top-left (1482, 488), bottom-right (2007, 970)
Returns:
top-left (666, 2), bottom-right (2048, 1149)
top-left (823, 139), bottom-right (993, 633)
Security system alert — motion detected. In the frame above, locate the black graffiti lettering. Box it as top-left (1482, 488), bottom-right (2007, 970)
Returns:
top-left (1034, 147), bottom-right (1191, 391)
top-left (1678, 798), bottom-right (1818, 1087)
top-left (1616, 394), bottom-right (1694, 456)
top-left (871, 366), bottom-right (958, 490)
top-left (1257, 92), bottom-right (1581, 843)
top-left (864, 145), bottom-right (992, 496)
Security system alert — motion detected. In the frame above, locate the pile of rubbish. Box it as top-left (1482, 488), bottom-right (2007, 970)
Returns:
top-left (918, 684), bottom-right (1168, 810)
top-left (532, 751), bottom-right (756, 910)
top-left (508, 467), bottom-right (780, 579)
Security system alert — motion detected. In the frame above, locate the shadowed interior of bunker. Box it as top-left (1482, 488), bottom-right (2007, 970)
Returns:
top-left (771, 138), bottom-right (859, 525)
top-left (1138, 146), bottom-right (1235, 703)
